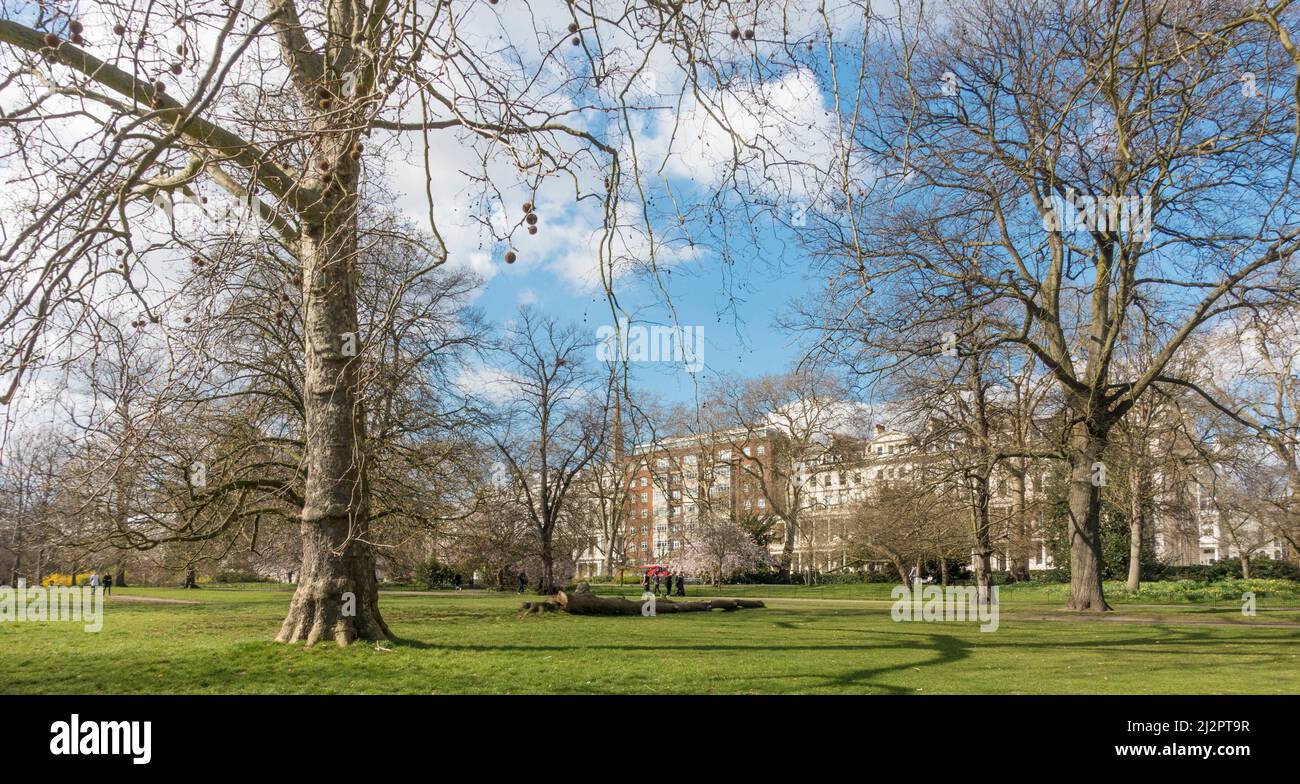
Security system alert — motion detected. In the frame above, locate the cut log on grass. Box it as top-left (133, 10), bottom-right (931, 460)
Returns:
top-left (519, 583), bottom-right (765, 616)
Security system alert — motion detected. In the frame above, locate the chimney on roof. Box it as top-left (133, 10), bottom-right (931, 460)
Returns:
top-left (875, 424), bottom-right (886, 437)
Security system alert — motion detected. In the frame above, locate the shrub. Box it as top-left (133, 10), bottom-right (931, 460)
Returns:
top-left (1028, 568), bottom-right (1070, 584)
top-left (1148, 558), bottom-right (1300, 582)
top-left (40, 572), bottom-right (96, 587)
top-left (212, 569), bottom-right (271, 584)
top-left (416, 559), bottom-right (461, 589)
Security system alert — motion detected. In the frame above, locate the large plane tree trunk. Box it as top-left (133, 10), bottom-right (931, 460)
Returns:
top-left (276, 140), bottom-right (391, 646)
top-left (1066, 423), bottom-right (1111, 611)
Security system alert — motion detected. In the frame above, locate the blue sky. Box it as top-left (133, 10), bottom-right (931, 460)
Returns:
top-left (470, 225), bottom-right (821, 405)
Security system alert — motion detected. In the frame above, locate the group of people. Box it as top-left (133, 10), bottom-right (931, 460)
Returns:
top-left (643, 570), bottom-right (685, 597)
top-left (87, 572), bottom-right (114, 594)
top-left (508, 569), bottom-right (684, 596)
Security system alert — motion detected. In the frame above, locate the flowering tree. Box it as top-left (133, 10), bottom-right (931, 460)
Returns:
top-left (673, 515), bottom-right (771, 587)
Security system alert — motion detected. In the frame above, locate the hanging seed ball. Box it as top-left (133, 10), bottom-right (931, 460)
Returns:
top-left (522, 201), bottom-right (533, 213)
top-left (114, 23), bottom-right (126, 36)
top-left (571, 36), bottom-right (580, 46)
top-left (318, 159), bottom-right (331, 171)
top-left (744, 29), bottom-right (754, 40)
top-left (43, 33), bottom-right (60, 48)
top-left (349, 148), bottom-right (361, 161)
top-left (183, 315), bottom-right (192, 324)
top-left (191, 255), bottom-right (203, 265)
top-left (568, 22), bottom-right (579, 33)
top-left (177, 43), bottom-right (186, 55)
top-left (69, 20), bottom-right (84, 34)
top-left (154, 80), bottom-right (166, 93)
top-left (171, 63), bottom-right (183, 74)
top-left (528, 225), bottom-right (537, 235)
top-left (729, 28), bottom-right (740, 40)
top-left (525, 212), bottom-right (538, 225)
top-left (320, 98), bottom-right (332, 110)
top-left (71, 33), bottom-right (84, 45)
top-left (504, 250), bottom-right (517, 264)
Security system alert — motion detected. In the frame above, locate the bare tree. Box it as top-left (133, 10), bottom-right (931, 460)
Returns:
top-left (795, 0), bottom-right (1300, 610)
top-left (487, 308), bottom-right (610, 593)
top-left (0, 0), bottom-right (732, 643)
top-left (703, 369), bottom-right (860, 580)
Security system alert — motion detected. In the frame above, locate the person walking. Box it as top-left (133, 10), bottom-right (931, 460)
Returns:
top-left (103, 572), bottom-right (113, 595)
top-left (642, 571), bottom-right (651, 593)
top-left (453, 573), bottom-right (462, 591)
top-left (517, 571), bottom-right (527, 593)
top-left (675, 574), bottom-right (685, 597)
top-left (89, 572), bottom-right (100, 590)
top-left (653, 572), bottom-right (661, 596)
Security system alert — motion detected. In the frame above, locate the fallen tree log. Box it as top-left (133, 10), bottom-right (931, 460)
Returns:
top-left (520, 583), bottom-right (765, 616)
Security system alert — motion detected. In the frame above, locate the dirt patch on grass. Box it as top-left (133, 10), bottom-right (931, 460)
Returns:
top-left (109, 595), bottom-right (201, 605)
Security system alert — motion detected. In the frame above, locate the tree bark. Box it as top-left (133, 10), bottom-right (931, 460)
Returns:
top-left (275, 155), bottom-right (391, 646)
top-left (1126, 468), bottom-right (1144, 592)
top-left (538, 528), bottom-right (555, 594)
top-left (1240, 554), bottom-right (1251, 580)
top-left (1066, 425), bottom-right (1111, 610)
top-left (892, 556), bottom-right (909, 585)
top-left (970, 473), bottom-right (994, 598)
top-left (1008, 468), bottom-right (1031, 581)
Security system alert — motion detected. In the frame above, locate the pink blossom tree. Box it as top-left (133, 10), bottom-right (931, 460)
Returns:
top-left (672, 516), bottom-right (771, 587)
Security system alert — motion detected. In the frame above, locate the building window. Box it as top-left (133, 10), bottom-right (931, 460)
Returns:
top-left (757, 498), bottom-right (766, 509)
top-left (757, 445), bottom-right (766, 456)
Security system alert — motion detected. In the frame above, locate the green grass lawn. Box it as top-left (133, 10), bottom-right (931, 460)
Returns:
top-left (2, 584), bottom-right (1298, 694)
